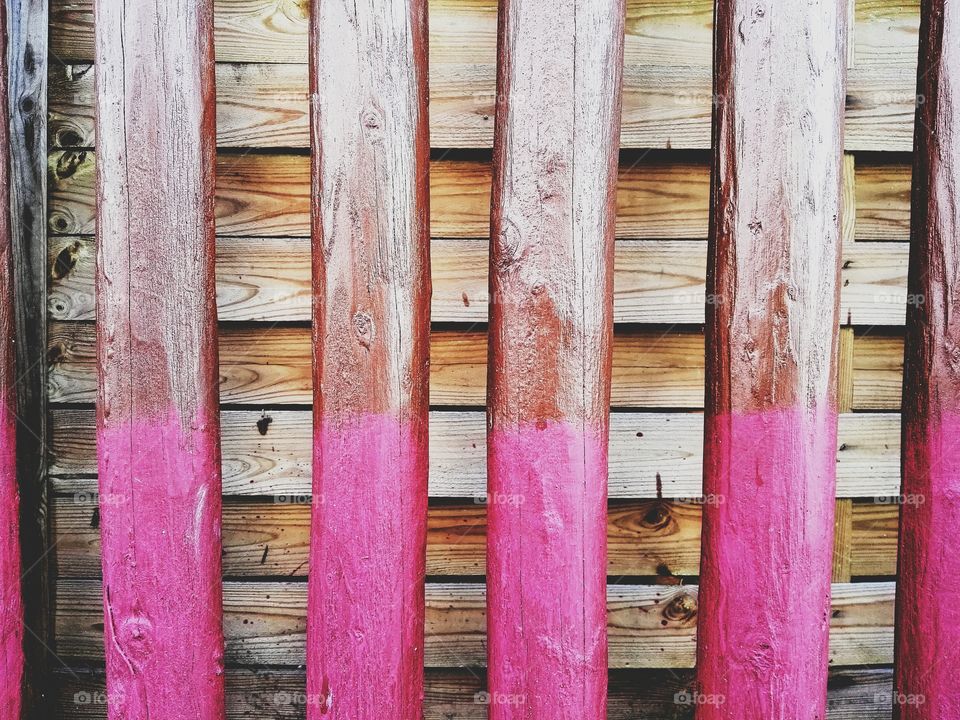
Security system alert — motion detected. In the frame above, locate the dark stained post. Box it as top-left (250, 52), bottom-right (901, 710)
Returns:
top-left (306, 0), bottom-right (431, 716)
top-left (895, 1), bottom-right (960, 716)
top-left (94, 1), bottom-right (224, 717)
top-left (486, 0), bottom-right (624, 716)
top-left (696, 1), bottom-right (846, 717)
top-left (0, 3), bottom-right (24, 715)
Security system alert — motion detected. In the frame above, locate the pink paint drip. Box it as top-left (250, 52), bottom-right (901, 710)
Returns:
top-left (696, 407), bottom-right (838, 720)
top-left (97, 411), bottom-right (224, 720)
top-left (487, 421), bottom-right (607, 720)
top-left (0, 402), bottom-right (22, 720)
top-left (307, 413), bottom-right (428, 718)
top-left (895, 411), bottom-right (960, 719)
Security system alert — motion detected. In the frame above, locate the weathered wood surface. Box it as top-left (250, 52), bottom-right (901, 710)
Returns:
top-left (48, 0), bottom-right (919, 69)
top-left (46, 151), bottom-right (913, 243)
top-left (47, 60), bottom-right (920, 151)
top-left (50, 496), bottom-right (899, 579)
top-left (50, 667), bottom-right (899, 720)
top-left (0, 3), bottom-right (24, 715)
top-left (697, 1), bottom-right (845, 717)
top-left (48, 235), bottom-right (916, 326)
top-left (895, 1), bottom-right (960, 717)
top-left (47, 408), bottom-right (903, 499)
top-left (10, 0), bottom-right (52, 715)
top-left (485, 1), bottom-right (623, 716)
top-left (94, 1), bottom-right (224, 717)
top-left (47, 322), bottom-right (911, 409)
top-left (54, 579), bottom-right (895, 668)
top-left (307, 0), bottom-right (431, 716)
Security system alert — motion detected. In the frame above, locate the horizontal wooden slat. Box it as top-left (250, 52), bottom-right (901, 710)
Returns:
top-left (48, 409), bottom-right (902, 498)
top-left (47, 324), bottom-right (708, 407)
top-left (48, 152), bottom-right (910, 244)
top-left (851, 501), bottom-right (900, 577)
top-left (50, 0), bottom-right (917, 70)
top-left (52, 666), bottom-right (897, 720)
top-left (50, 495), bottom-right (900, 578)
top-left (47, 322), bottom-right (907, 409)
top-left (48, 235), bottom-right (913, 325)
top-left (48, 61), bottom-right (918, 152)
top-left (54, 580), bottom-right (894, 668)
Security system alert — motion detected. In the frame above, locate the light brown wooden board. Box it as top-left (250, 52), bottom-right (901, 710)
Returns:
top-left (47, 151), bottom-right (912, 243)
top-left (50, 496), bottom-right (897, 578)
top-left (49, 0), bottom-right (918, 69)
top-left (48, 61), bottom-right (918, 151)
top-left (47, 322), bottom-right (907, 409)
top-left (49, 235), bottom-right (914, 325)
top-left (52, 666), bottom-right (897, 720)
top-left (54, 579), bottom-right (894, 668)
top-left (48, 409), bottom-right (901, 499)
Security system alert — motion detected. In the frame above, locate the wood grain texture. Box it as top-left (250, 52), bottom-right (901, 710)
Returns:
top-left (697, 2), bottom-right (846, 718)
top-left (93, 1), bottom-right (224, 717)
top-left (47, 408), bottom-right (904, 499)
top-left (47, 234), bottom-right (916, 326)
top-left (9, 0), bottom-right (52, 715)
top-left (486, 1), bottom-right (624, 716)
top-left (307, 0), bottom-right (431, 716)
top-left (53, 579), bottom-right (895, 668)
top-left (47, 59), bottom-right (920, 152)
top-left (894, 2), bottom-right (960, 717)
top-left (48, 667), bottom-right (901, 720)
top-left (0, 3), bottom-right (24, 715)
top-left (50, 496), bottom-right (900, 580)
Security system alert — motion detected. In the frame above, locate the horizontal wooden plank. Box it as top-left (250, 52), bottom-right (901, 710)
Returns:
top-left (50, 496), bottom-right (898, 579)
top-left (48, 324), bottom-right (709, 408)
top-left (54, 580), bottom-right (894, 668)
top-left (48, 323), bottom-right (907, 410)
top-left (47, 152), bottom-right (909, 244)
top-left (50, 0), bottom-right (917, 70)
top-left (48, 235), bottom-right (913, 326)
top-left (52, 666), bottom-right (897, 720)
top-left (48, 61), bottom-right (918, 152)
top-left (48, 409), bottom-right (902, 498)
top-left (850, 501), bottom-right (900, 577)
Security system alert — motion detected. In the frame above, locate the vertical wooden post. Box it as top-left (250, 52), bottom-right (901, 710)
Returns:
top-left (895, 1), bottom-right (960, 716)
top-left (487, 1), bottom-right (624, 716)
top-left (7, 0), bottom-right (50, 715)
top-left (95, 2), bottom-right (224, 717)
top-left (0, 4), bottom-right (23, 716)
top-left (696, 1), bottom-right (846, 717)
top-left (306, 0), bottom-right (430, 716)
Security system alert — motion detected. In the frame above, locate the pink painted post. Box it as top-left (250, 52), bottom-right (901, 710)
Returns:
top-left (894, 1), bottom-right (960, 717)
top-left (486, 0), bottom-right (624, 717)
top-left (94, 1), bottom-right (224, 717)
top-left (695, 1), bottom-right (846, 718)
top-left (306, 0), bottom-right (431, 716)
top-left (0, 2), bottom-right (24, 715)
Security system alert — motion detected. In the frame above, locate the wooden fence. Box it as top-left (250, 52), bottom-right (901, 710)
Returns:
top-left (0, 0), bottom-right (953, 717)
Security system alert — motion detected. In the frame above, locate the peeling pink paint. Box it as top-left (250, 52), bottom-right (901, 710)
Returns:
top-left (0, 400), bottom-right (21, 720)
top-left (97, 412), bottom-right (224, 720)
top-left (487, 421), bottom-right (608, 719)
top-left (307, 413), bottom-right (428, 718)
top-left (895, 412), bottom-right (960, 718)
top-left (697, 407), bottom-right (838, 719)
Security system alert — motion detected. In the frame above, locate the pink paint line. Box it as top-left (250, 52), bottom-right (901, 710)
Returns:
top-left (97, 411), bottom-right (224, 720)
top-left (0, 402), bottom-right (22, 720)
top-left (487, 421), bottom-right (608, 719)
top-left (307, 413), bottom-right (428, 718)
top-left (696, 407), bottom-right (838, 719)
top-left (895, 411), bottom-right (960, 719)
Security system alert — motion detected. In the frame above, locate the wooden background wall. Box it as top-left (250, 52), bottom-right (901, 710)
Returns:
top-left (43, 0), bottom-right (916, 717)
